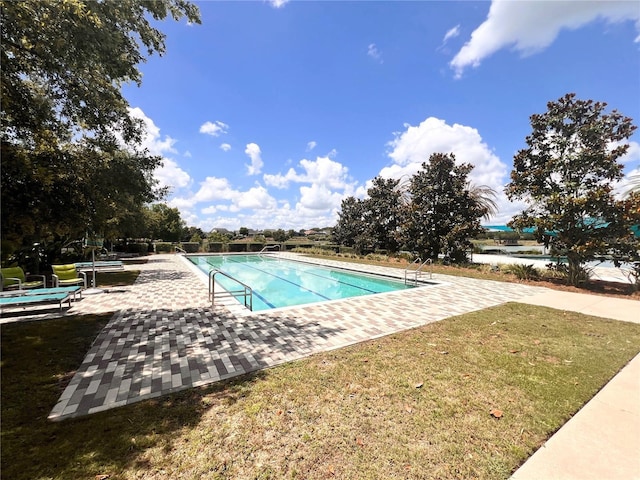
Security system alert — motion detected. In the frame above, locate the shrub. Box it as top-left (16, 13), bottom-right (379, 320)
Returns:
top-left (365, 253), bottom-right (389, 263)
top-left (208, 242), bottom-right (224, 253)
top-left (180, 242), bottom-right (200, 253)
top-left (127, 243), bottom-right (149, 256)
top-left (228, 243), bottom-right (247, 252)
top-left (544, 262), bottom-right (592, 284)
top-left (154, 242), bottom-right (173, 253)
top-left (248, 242), bottom-right (265, 252)
top-left (504, 263), bottom-right (540, 280)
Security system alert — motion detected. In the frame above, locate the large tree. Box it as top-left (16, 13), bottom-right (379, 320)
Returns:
top-left (1, 0), bottom-right (200, 145)
top-left (404, 153), bottom-right (487, 262)
top-left (505, 93), bottom-right (638, 286)
top-left (1, 0), bottom-right (200, 261)
top-left (362, 177), bottom-right (405, 253)
top-left (332, 196), bottom-right (367, 252)
top-left (145, 204), bottom-right (185, 242)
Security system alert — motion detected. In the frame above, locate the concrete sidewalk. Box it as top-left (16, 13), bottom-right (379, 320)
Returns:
top-left (520, 290), bottom-right (640, 324)
top-left (512, 291), bottom-right (640, 480)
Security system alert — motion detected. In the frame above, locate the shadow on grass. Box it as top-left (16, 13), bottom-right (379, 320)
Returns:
top-left (0, 304), bottom-right (352, 479)
top-left (0, 313), bottom-right (269, 479)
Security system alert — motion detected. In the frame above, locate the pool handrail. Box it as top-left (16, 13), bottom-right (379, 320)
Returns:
top-left (404, 257), bottom-right (432, 285)
top-left (209, 269), bottom-right (253, 311)
top-left (258, 245), bottom-right (280, 255)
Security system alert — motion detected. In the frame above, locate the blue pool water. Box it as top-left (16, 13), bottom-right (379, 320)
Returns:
top-left (188, 254), bottom-right (416, 311)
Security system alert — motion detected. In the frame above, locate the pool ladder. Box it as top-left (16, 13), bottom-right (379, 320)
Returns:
top-left (404, 258), bottom-right (432, 285)
top-left (209, 269), bottom-right (253, 311)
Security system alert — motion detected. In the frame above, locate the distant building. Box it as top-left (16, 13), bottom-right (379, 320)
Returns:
top-left (209, 228), bottom-right (233, 235)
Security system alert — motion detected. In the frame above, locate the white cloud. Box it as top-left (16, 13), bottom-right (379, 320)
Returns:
top-left (199, 120), bottom-right (229, 137)
top-left (263, 156), bottom-right (352, 191)
top-left (264, 168), bottom-right (298, 189)
top-left (220, 143), bottom-right (232, 152)
top-left (443, 25), bottom-right (461, 44)
top-left (125, 108), bottom-right (193, 194)
top-left (245, 143), bottom-right (264, 175)
top-left (236, 186), bottom-right (277, 210)
top-left (306, 141), bottom-right (317, 151)
top-left (450, 0), bottom-right (640, 77)
top-left (155, 158), bottom-right (192, 191)
top-left (192, 176), bottom-right (238, 203)
top-left (184, 150), bottom-right (192, 158)
top-left (128, 107), bottom-right (177, 156)
top-left (298, 183), bottom-right (344, 211)
top-left (201, 205), bottom-right (223, 215)
top-left (615, 140), bottom-right (640, 166)
top-left (367, 43), bottom-right (383, 63)
top-left (382, 117), bottom-right (514, 223)
top-left (268, 0), bottom-right (289, 8)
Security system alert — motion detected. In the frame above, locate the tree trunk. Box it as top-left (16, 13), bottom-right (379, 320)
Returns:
top-left (566, 252), bottom-right (586, 287)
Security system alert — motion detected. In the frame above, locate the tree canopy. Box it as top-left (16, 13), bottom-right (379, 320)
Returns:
top-left (404, 153), bottom-right (487, 262)
top-left (1, 0), bottom-right (200, 145)
top-left (334, 154), bottom-right (489, 260)
top-left (1, 0), bottom-right (200, 262)
top-left (505, 93), bottom-right (639, 285)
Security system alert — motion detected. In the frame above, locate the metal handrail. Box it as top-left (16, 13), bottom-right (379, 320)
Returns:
top-left (404, 257), bottom-right (432, 285)
top-left (209, 269), bottom-right (253, 311)
top-left (258, 244), bottom-right (281, 255)
top-left (175, 245), bottom-right (186, 254)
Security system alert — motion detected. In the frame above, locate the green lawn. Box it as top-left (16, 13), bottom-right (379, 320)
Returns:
top-left (2, 303), bottom-right (639, 479)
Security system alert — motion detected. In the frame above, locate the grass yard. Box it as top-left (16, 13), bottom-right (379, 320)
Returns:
top-left (2, 303), bottom-right (639, 479)
top-left (94, 270), bottom-right (141, 287)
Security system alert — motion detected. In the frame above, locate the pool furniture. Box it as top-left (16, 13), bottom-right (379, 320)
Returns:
top-left (0, 290), bottom-right (72, 311)
top-left (0, 285), bottom-right (82, 301)
top-left (74, 260), bottom-right (123, 289)
top-left (51, 264), bottom-right (87, 289)
top-left (74, 260), bottom-right (124, 272)
top-left (0, 266), bottom-right (46, 291)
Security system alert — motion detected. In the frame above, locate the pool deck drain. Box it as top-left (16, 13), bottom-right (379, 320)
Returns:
top-left (45, 253), bottom-right (549, 421)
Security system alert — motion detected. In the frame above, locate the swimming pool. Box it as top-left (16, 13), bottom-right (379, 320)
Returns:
top-left (187, 254), bottom-right (420, 311)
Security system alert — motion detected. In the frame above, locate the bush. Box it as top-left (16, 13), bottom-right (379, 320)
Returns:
top-left (248, 242), bottom-right (265, 252)
top-left (180, 242), bottom-right (200, 253)
top-left (504, 263), bottom-right (540, 280)
top-left (127, 243), bottom-right (149, 256)
top-left (154, 242), bottom-right (173, 253)
top-left (544, 262), bottom-right (592, 285)
top-left (228, 243), bottom-right (247, 252)
top-left (208, 242), bottom-right (224, 253)
top-left (319, 244), bottom-right (340, 253)
top-left (472, 243), bottom-right (485, 254)
top-left (365, 253), bottom-right (389, 263)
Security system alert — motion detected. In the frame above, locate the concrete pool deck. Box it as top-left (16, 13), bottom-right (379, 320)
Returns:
top-left (2, 253), bottom-right (638, 478)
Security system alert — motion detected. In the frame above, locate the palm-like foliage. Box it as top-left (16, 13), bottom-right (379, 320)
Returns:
top-left (395, 176), bottom-right (498, 221)
top-left (624, 173), bottom-right (640, 197)
top-left (468, 183), bottom-right (498, 220)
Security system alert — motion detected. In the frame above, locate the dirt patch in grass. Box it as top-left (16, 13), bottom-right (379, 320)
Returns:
top-left (2, 304), bottom-right (639, 479)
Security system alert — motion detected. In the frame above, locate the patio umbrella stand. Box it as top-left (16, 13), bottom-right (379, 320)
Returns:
top-left (84, 238), bottom-right (105, 295)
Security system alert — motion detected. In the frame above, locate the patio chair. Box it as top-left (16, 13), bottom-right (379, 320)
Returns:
top-left (0, 266), bottom-right (46, 291)
top-left (51, 264), bottom-right (87, 289)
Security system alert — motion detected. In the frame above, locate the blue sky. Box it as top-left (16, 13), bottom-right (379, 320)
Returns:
top-left (122, 0), bottom-right (640, 232)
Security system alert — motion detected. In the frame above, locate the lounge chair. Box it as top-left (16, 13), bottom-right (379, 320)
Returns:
top-left (0, 290), bottom-right (72, 311)
top-left (51, 264), bottom-right (87, 289)
top-left (0, 266), bottom-right (46, 291)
